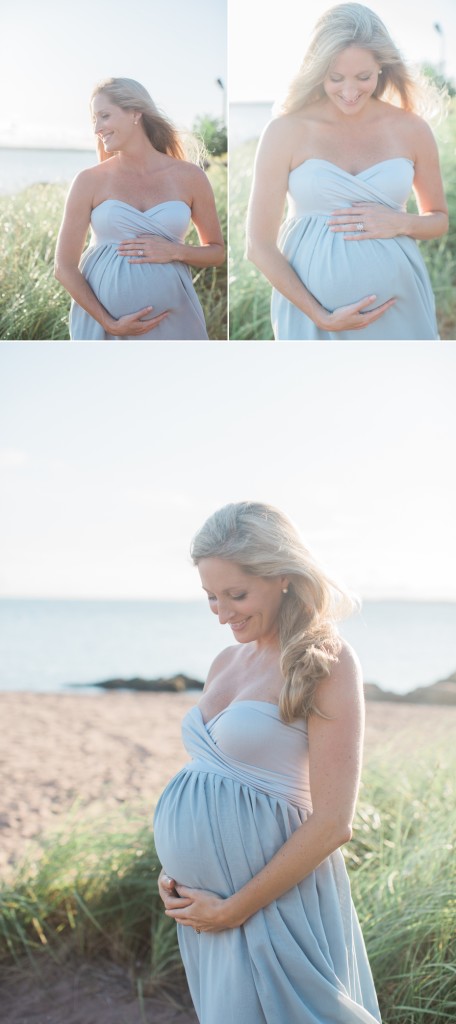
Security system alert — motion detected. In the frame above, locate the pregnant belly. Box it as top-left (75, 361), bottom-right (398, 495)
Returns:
top-left (153, 771), bottom-right (233, 893)
top-left (86, 248), bottom-right (184, 320)
top-left (284, 219), bottom-right (408, 312)
top-left (153, 768), bottom-right (304, 896)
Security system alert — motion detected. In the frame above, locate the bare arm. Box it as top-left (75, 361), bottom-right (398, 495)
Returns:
top-left (246, 119), bottom-right (325, 321)
top-left (117, 166), bottom-right (225, 269)
top-left (54, 171), bottom-right (168, 337)
top-left (246, 119), bottom-right (396, 332)
top-left (181, 166), bottom-right (225, 266)
top-left (165, 643), bottom-right (365, 932)
top-left (404, 120), bottom-right (448, 239)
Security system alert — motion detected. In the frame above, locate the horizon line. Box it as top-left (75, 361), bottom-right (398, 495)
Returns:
top-left (1, 595), bottom-right (455, 604)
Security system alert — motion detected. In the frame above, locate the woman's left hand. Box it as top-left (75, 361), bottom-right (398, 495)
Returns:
top-left (117, 234), bottom-right (180, 263)
top-left (327, 203), bottom-right (404, 240)
top-left (164, 884), bottom-right (235, 934)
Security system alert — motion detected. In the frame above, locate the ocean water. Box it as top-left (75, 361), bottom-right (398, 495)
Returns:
top-left (0, 599), bottom-right (454, 696)
top-left (0, 148), bottom-right (96, 195)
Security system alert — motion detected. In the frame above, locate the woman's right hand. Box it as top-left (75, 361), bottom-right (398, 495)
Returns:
top-left (158, 869), bottom-right (178, 904)
top-left (317, 295), bottom-right (397, 333)
top-left (105, 307), bottom-right (170, 338)
top-left (158, 869), bottom-right (194, 914)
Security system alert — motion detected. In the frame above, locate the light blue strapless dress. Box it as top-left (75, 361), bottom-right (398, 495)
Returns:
top-left (154, 701), bottom-right (381, 1023)
top-left (70, 199), bottom-right (208, 340)
top-left (271, 158), bottom-right (439, 340)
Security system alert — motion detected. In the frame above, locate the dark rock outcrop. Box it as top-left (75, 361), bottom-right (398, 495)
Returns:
top-left (364, 670), bottom-right (456, 705)
top-left (67, 674), bottom-right (204, 693)
top-left (68, 670), bottom-right (456, 704)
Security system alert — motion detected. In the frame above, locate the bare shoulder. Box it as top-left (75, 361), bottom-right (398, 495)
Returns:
top-left (334, 638), bottom-right (362, 683)
top-left (392, 105), bottom-right (432, 133)
top-left (404, 111), bottom-right (439, 157)
top-left (66, 163), bottom-right (107, 202)
top-left (172, 158), bottom-right (207, 185)
top-left (252, 115), bottom-right (300, 184)
top-left (258, 114), bottom-right (301, 152)
top-left (169, 158), bottom-right (214, 202)
top-left (314, 638), bottom-right (364, 718)
top-left (256, 107), bottom-right (336, 171)
top-left (402, 112), bottom-right (440, 167)
top-left (382, 104), bottom-right (436, 152)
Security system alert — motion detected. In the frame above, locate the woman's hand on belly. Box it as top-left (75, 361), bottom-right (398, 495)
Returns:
top-left (105, 306), bottom-right (170, 337)
top-left (327, 202), bottom-right (404, 240)
top-left (165, 883), bottom-right (236, 934)
top-left (117, 234), bottom-right (179, 263)
top-left (318, 294), bottom-right (397, 333)
top-left (158, 869), bottom-right (180, 902)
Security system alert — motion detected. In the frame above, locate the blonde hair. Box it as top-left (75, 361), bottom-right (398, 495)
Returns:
top-left (190, 501), bottom-right (357, 722)
top-left (278, 3), bottom-right (446, 121)
top-left (91, 77), bottom-right (203, 163)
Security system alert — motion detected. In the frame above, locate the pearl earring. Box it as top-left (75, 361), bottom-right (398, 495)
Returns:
top-left (282, 588), bottom-right (288, 594)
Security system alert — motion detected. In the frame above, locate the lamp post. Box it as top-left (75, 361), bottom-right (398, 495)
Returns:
top-left (433, 22), bottom-right (445, 77)
top-left (216, 77), bottom-right (226, 124)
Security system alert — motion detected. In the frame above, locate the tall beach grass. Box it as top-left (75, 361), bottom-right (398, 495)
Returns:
top-left (1, 739), bottom-right (454, 1022)
top-left (0, 159), bottom-right (227, 341)
top-left (229, 100), bottom-right (456, 341)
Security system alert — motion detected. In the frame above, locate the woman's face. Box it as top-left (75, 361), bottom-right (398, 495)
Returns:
top-left (198, 557), bottom-right (288, 645)
top-left (91, 93), bottom-right (138, 152)
top-left (323, 45), bottom-right (381, 116)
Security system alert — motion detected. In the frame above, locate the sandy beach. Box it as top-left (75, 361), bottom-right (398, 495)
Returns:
top-left (1, 690), bottom-right (199, 874)
top-left (1, 691), bottom-right (455, 1023)
top-left (2, 690), bottom-right (455, 873)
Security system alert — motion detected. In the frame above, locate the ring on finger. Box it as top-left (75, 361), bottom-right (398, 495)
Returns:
top-left (355, 222), bottom-right (364, 232)
top-left (138, 249), bottom-right (144, 256)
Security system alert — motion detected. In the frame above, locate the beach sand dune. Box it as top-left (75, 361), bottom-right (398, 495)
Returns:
top-left (1, 691), bottom-right (455, 1023)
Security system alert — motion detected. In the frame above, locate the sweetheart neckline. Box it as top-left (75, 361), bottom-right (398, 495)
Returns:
top-left (289, 156), bottom-right (414, 179)
top-left (92, 198), bottom-right (192, 215)
top-left (196, 699), bottom-right (281, 728)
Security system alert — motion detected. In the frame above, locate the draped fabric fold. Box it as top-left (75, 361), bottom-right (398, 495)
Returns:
top-left (70, 199), bottom-right (208, 340)
top-left (271, 158), bottom-right (438, 340)
top-left (154, 703), bottom-right (381, 1023)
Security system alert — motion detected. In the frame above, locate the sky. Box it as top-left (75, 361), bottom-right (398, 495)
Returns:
top-left (2, 0), bottom-right (453, 148)
top-left (229, 0), bottom-right (456, 103)
top-left (0, 0), bottom-right (227, 149)
top-left (0, 342), bottom-right (455, 602)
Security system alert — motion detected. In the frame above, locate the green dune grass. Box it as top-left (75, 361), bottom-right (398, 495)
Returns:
top-left (0, 159), bottom-right (227, 341)
top-left (1, 740), bottom-right (454, 1022)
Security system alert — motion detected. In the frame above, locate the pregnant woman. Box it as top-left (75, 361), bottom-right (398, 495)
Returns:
top-left (154, 501), bottom-right (382, 1023)
top-left (55, 78), bottom-right (224, 340)
top-left (246, 3), bottom-right (448, 340)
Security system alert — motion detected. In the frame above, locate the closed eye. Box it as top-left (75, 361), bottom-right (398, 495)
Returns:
top-left (330, 73), bottom-right (373, 82)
